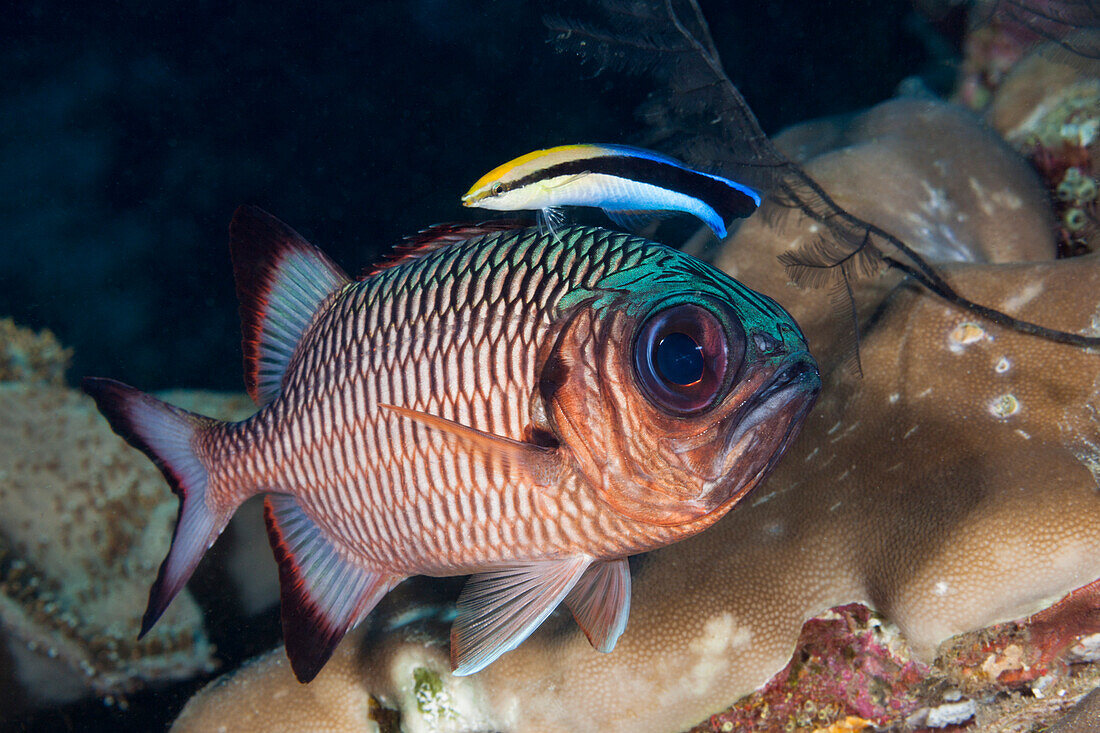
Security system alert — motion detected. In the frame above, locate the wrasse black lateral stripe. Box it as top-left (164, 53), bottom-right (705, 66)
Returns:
top-left (505, 156), bottom-right (759, 220)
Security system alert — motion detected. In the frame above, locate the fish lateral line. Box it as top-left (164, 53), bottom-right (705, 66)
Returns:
top-left (379, 403), bottom-right (564, 487)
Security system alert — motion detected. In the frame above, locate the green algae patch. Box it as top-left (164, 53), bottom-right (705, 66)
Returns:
top-left (412, 666), bottom-right (456, 721)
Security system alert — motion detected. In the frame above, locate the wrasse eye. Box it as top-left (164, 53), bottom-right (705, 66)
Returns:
top-left (490, 182), bottom-right (505, 196)
top-left (633, 303), bottom-right (744, 416)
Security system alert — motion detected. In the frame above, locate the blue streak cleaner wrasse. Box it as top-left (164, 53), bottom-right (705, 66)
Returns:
top-left (462, 143), bottom-right (762, 238)
top-left (82, 207), bottom-right (818, 683)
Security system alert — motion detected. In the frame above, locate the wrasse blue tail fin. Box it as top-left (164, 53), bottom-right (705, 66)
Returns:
top-left (80, 377), bottom-right (231, 637)
top-left (264, 495), bottom-right (400, 682)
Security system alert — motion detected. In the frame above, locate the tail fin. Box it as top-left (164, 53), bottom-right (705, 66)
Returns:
top-left (82, 377), bottom-right (231, 636)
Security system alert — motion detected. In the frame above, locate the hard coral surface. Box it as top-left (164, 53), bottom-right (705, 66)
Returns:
top-left (987, 43), bottom-right (1100, 256)
top-left (0, 323), bottom-right (259, 719)
top-left (0, 383), bottom-right (216, 709)
top-left (0, 318), bottom-right (72, 386)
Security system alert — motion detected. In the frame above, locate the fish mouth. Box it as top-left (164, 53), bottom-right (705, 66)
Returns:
top-left (703, 353), bottom-right (820, 500)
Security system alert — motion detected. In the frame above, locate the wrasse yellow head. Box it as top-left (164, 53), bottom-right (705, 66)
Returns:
top-left (462, 145), bottom-right (605, 209)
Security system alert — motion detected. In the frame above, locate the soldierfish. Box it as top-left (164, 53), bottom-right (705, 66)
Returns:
top-left (83, 207), bottom-right (818, 682)
top-left (462, 143), bottom-right (762, 238)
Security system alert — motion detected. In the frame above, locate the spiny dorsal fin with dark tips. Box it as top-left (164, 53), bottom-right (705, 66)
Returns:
top-left (229, 206), bottom-right (350, 407)
top-left (263, 494), bottom-right (400, 683)
top-left (359, 220), bottom-right (532, 279)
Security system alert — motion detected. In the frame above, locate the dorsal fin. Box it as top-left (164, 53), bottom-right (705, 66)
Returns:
top-left (229, 206), bottom-right (350, 406)
top-left (359, 220), bottom-right (530, 279)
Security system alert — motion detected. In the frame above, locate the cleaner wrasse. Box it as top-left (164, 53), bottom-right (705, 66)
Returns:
top-left (462, 143), bottom-right (762, 238)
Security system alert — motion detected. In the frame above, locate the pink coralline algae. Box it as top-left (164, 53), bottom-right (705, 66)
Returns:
top-left (689, 605), bottom-right (926, 733)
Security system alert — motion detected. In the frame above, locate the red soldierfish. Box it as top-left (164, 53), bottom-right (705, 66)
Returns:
top-left (83, 207), bottom-right (819, 682)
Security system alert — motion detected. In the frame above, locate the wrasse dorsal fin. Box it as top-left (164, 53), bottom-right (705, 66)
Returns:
top-left (229, 206), bottom-right (350, 406)
top-left (263, 494), bottom-right (400, 683)
top-left (563, 558), bottom-right (631, 653)
top-left (450, 557), bottom-right (591, 675)
top-left (360, 220), bottom-right (531, 279)
top-left (379, 403), bottom-right (564, 486)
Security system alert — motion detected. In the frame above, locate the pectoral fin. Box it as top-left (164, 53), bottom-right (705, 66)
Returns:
top-left (564, 557), bottom-right (631, 653)
top-left (538, 206), bottom-right (568, 242)
top-left (450, 557), bottom-right (591, 675)
top-left (379, 403), bottom-right (563, 486)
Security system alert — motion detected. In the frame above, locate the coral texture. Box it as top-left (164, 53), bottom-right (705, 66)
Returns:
top-left (986, 43), bottom-right (1100, 256)
top-left (0, 319), bottom-right (72, 386)
top-left (0, 372), bottom-right (256, 712)
top-left (0, 384), bottom-right (216, 707)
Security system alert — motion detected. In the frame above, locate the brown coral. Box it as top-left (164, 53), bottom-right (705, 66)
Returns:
top-left (0, 319), bottom-right (72, 386)
top-left (0, 383), bottom-right (255, 715)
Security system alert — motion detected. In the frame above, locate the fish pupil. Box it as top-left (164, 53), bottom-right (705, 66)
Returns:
top-left (656, 332), bottom-right (704, 386)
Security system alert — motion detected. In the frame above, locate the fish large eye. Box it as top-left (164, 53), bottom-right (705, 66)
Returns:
top-left (633, 303), bottom-right (744, 416)
top-left (491, 182), bottom-right (505, 196)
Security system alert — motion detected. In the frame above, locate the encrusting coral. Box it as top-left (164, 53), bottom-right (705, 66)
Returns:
top-left (719, 97), bottom-right (1059, 372)
top-left (0, 383), bottom-right (215, 707)
top-left (985, 40), bottom-right (1100, 256)
top-left (168, 95), bottom-right (1100, 732)
top-left (0, 321), bottom-right (258, 713)
top-left (0, 318), bottom-right (72, 386)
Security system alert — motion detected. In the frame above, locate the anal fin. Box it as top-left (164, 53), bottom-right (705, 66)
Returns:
top-left (450, 556), bottom-right (590, 676)
top-left (603, 208), bottom-right (666, 234)
top-left (564, 558), bottom-right (631, 653)
top-left (264, 494), bottom-right (400, 682)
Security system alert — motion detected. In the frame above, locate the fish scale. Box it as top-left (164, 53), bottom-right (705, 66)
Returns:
top-left (83, 206), bottom-right (819, 680)
top-left (236, 229), bottom-right (610, 570)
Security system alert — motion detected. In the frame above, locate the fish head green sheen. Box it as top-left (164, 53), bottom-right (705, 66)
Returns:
top-left (543, 248), bottom-right (820, 530)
